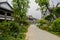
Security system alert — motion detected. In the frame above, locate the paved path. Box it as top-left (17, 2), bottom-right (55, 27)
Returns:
top-left (25, 24), bottom-right (60, 40)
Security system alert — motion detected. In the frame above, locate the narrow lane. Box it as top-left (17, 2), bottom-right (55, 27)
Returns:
top-left (26, 24), bottom-right (60, 40)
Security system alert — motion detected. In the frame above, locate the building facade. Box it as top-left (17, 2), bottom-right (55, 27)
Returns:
top-left (0, 1), bottom-right (13, 21)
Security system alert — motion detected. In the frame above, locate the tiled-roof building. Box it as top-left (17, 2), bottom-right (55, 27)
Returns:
top-left (0, 1), bottom-right (13, 21)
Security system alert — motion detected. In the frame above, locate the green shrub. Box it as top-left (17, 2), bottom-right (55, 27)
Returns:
top-left (0, 21), bottom-right (29, 40)
top-left (39, 24), bottom-right (49, 30)
top-left (0, 35), bottom-right (15, 40)
top-left (16, 33), bottom-right (26, 40)
top-left (20, 26), bottom-right (29, 33)
top-left (51, 18), bottom-right (60, 32)
top-left (0, 21), bottom-right (20, 37)
top-left (0, 21), bottom-right (20, 40)
top-left (45, 14), bottom-right (53, 21)
top-left (53, 7), bottom-right (60, 17)
top-left (37, 19), bottom-right (47, 26)
top-left (37, 19), bottom-right (50, 30)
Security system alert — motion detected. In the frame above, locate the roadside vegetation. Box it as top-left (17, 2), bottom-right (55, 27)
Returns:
top-left (35, 0), bottom-right (60, 36)
top-left (0, 0), bottom-right (29, 40)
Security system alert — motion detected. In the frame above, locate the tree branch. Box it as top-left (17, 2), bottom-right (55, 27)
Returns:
top-left (56, 2), bottom-right (60, 7)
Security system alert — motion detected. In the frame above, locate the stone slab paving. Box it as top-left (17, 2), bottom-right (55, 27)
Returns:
top-left (25, 24), bottom-right (60, 40)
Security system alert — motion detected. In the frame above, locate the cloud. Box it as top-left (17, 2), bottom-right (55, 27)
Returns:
top-left (50, 0), bottom-right (60, 7)
top-left (27, 0), bottom-right (41, 19)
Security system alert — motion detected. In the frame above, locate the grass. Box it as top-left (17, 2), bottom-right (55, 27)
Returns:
top-left (48, 31), bottom-right (60, 37)
top-left (37, 25), bottom-right (60, 37)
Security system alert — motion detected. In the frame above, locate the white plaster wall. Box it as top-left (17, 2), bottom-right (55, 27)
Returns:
top-left (0, 3), bottom-right (12, 10)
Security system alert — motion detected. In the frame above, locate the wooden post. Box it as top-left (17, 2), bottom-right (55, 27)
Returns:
top-left (11, 13), bottom-right (13, 21)
top-left (5, 12), bottom-right (7, 21)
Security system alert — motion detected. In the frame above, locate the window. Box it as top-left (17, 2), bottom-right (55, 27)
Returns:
top-left (0, 11), bottom-right (5, 15)
top-left (7, 13), bottom-right (11, 16)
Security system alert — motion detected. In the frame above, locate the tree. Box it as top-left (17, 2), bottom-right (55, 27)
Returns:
top-left (35, 0), bottom-right (56, 19)
top-left (45, 14), bottom-right (53, 22)
top-left (35, 0), bottom-right (49, 13)
top-left (53, 7), bottom-right (60, 18)
top-left (0, 0), bottom-right (29, 40)
top-left (13, 0), bottom-right (29, 25)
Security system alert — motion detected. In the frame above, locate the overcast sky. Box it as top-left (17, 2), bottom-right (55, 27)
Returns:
top-left (27, 0), bottom-right (41, 19)
top-left (27, 0), bottom-right (60, 19)
top-left (0, 0), bottom-right (60, 19)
